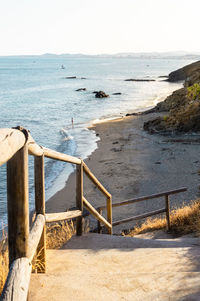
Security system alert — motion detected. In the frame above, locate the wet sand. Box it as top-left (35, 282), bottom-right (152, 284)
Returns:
top-left (46, 113), bottom-right (200, 233)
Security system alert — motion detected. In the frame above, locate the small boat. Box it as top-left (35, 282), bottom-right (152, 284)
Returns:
top-left (61, 65), bottom-right (65, 69)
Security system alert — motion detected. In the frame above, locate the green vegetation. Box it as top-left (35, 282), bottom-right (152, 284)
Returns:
top-left (187, 83), bottom-right (200, 101)
top-left (163, 115), bottom-right (169, 121)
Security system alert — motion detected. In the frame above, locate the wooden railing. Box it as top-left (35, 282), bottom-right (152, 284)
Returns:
top-left (0, 127), bottom-right (112, 301)
top-left (97, 187), bottom-right (187, 233)
top-left (0, 127), bottom-right (188, 300)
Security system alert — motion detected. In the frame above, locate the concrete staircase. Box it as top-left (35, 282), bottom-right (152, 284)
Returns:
top-left (29, 233), bottom-right (200, 301)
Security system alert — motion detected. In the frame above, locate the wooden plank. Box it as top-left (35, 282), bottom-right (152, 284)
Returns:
top-left (34, 155), bottom-right (46, 273)
top-left (76, 163), bottom-right (83, 236)
top-left (27, 133), bottom-right (44, 156)
top-left (27, 133), bottom-right (81, 165)
top-left (112, 208), bottom-right (166, 226)
top-left (1, 257), bottom-right (32, 301)
top-left (43, 147), bottom-right (81, 165)
top-left (107, 196), bottom-right (112, 235)
top-left (83, 197), bottom-right (112, 230)
top-left (45, 210), bottom-right (82, 223)
top-left (28, 214), bottom-right (45, 262)
top-left (83, 162), bottom-right (111, 198)
top-left (0, 128), bottom-right (26, 166)
top-left (165, 195), bottom-right (170, 231)
top-left (99, 187), bottom-right (187, 210)
top-left (7, 144), bottom-right (29, 266)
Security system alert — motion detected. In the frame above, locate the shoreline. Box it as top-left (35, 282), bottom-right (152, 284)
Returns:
top-left (46, 80), bottom-right (184, 205)
top-left (46, 111), bottom-right (200, 233)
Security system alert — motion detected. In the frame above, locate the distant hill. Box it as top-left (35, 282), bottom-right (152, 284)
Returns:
top-left (1, 51), bottom-right (200, 60)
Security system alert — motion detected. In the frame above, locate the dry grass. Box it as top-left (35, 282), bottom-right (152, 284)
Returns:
top-left (1, 200), bottom-right (199, 293)
top-left (125, 200), bottom-right (200, 237)
top-left (46, 219), bottom-right (76, 249)
top-left (0, 228), bottom-right (8, 296)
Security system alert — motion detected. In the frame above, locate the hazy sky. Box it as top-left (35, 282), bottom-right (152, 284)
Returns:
top-left (1, 0), bottom-right (200, 55)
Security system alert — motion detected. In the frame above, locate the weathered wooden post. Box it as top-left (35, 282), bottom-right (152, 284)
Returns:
top-left (76, 161), bottom-right (83, 235)
top-left (97, 208), bottom-right (103, 234)
top-left (34, 155), bottom-right (46, 273)
top-left (7, 144), bottom-right (29, 266)
top-left (165, 194), bottom-right (170, 231)
top-left (107, 195), bottom-right (112, 235)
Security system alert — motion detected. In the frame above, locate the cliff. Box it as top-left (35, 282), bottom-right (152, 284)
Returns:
top-left (144, 60), bottom-right (200, 133)
top-left (167, 60), bottom-right (200, 84)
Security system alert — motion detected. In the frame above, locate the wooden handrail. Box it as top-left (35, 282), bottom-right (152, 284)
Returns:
top-left (28, 137), bottom-right (81, 165)
top-left (28, 214), bottom-right (45, 262)
top-left (1, 257), bottom-right (32, 301)
top-left (98, 187), bottom-right (187, 210)
top-left (83, 197), bottom-right (112, 230)
top-left (1, 126), bottom-right (113, 299)
top-left (0, 128), bottom-right (81, 166)
top-left (82, 161), bottom-right (111, 198)
top-left (43, 147), bottom-right (81, 165)
top-left (0, 126), bottom-right (189, 300)
top-left (45, 210), bottom-right (82, 223)
top-left (112, 208), bottom-right (166, 226)
top-left (96, 187), bottom-right (187, 231)
top-left (0, 129), bottom-right (26, 167)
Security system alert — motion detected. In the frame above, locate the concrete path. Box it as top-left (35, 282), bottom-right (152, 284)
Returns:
top-left (29, 233), bottom-right (200, 301)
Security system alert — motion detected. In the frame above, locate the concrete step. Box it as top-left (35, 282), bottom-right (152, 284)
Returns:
top-left (29, 233), bottom-right (200, 301)
top-left (65, 232), bottom-right (200, 249)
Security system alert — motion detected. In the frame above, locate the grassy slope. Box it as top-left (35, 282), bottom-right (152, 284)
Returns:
top-left (125, 200), bottom-right (200, 237)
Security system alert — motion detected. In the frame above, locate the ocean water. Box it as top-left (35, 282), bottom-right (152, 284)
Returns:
top-left (0, 55), bottom-right (193, 227)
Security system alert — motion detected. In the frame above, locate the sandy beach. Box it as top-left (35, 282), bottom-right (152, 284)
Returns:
top-left (46, 112), bottom-right (200, 233)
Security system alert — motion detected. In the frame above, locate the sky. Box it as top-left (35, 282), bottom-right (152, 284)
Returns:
top-left (0, 0), bottom-right (200, 56)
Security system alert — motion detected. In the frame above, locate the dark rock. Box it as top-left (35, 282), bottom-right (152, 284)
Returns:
top-left (111, 147), bottom-right (122, 152)
top-left (112, 92), bottom-right (122, 95)
top-left (76, 88), bottom-right (87, 92)
top-left (167, 60), bottom-right (200, 83)
top-left (81, 77), bottom-right (87, 79)
top-left (125, 78), bottom-right (155, 82)
top-left (95, 91), bottom-right (109, 98)
top-left (65, 76), bottom-right (76, 79)
top-left (126, 112), bottom-right (139, 117)
top-left (158, 75), bottom-right (168, 78)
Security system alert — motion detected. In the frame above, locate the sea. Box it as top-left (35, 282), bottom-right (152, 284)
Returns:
top-left (0, 55), bottom-right (194, 229)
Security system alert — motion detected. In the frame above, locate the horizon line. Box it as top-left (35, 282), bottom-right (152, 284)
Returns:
top-left (0, 50), bottom-right (200, 58)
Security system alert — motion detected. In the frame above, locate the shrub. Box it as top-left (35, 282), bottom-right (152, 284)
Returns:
top-left (187, 83), bottom-right (200, 101)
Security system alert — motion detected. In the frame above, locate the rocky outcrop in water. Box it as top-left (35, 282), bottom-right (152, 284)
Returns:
top-left (76, 88), bottom-right (87, 92)
top-left (125, 78), bottom-right (155, 82)
top-left (94, 91), bottom-right (109, 98)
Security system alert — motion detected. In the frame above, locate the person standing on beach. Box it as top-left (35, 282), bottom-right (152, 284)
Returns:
top-left (72, 117), bottom-right (74, 128)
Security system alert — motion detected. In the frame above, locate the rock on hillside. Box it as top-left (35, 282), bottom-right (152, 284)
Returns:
top-left (146, 88), bottom-right (188, 113)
